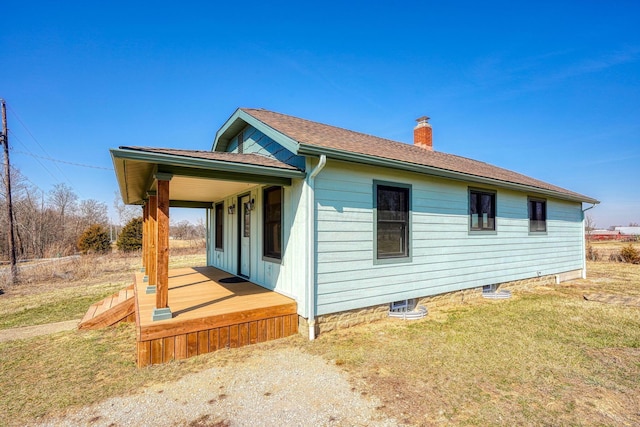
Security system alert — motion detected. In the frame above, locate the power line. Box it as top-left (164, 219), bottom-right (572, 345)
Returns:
top-left (7, 104), bottom-right (74, 185)
top-left (11, 148), bottom-right (113, 171)
top-left (7, 129), bottom-right (61, 182)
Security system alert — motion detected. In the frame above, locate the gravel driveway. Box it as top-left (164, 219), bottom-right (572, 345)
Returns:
top-left (35, 347), bottom-right (398, 427)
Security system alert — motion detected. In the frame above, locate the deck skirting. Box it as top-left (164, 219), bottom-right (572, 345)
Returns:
top-left (137, 313), bottom-right (298, 367)
top-left (133, 267), bottom-right (298, 367)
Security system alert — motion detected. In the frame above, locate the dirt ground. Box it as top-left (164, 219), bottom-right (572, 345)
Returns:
top-left (0, 319), bottom-right (79, 342)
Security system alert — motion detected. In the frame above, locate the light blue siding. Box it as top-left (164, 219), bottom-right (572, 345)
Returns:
top-left (207, 179), bottom-right (308, 312)
top-left (314, 161), bottom-right (584, 316)
top-left (227, 126), bottom-right (305, 170)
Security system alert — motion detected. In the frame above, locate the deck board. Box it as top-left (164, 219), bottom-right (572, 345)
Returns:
top-left (134, 266), bottom-right (298, 366)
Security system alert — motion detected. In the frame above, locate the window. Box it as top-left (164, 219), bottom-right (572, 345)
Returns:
top-left (214, 202), bottom-right (224, 250)
top-left (263, 186), bottom-right (282, 260)
top-left (528, 198), bottom-right (547, 232)
top-left (237, 131), bottom-right (244, 154)
top-left (376, 183), bottom-right (410, 259)
top-left (469, 189), bottom-right (496, 231)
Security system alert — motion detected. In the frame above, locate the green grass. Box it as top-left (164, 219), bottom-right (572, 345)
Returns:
top-left (1, 258), bottom-right (638, 426)
top-left (0, 255), bottom-right (138, 329)
top-left (303, 261), bottom-right (640, 426)
top-left (0, 285), bottom-right (125, 329)
top-left (0, 250), bottom-right (214, 426)
top-left (0, 252), bottom-right (206, 329)
top-left (0, 323), bottom-right (227, 425)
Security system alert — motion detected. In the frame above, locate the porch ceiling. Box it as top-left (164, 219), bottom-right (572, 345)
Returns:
top-left (111, 147), bottom-right (305, 206)
top-left (152, 176), bottom-right (257, 204)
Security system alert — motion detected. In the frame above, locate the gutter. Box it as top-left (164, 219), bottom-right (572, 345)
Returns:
top-left (298, 145), bottom-right (599, 205)
top-left (306, 154), bottom-right (327, 340)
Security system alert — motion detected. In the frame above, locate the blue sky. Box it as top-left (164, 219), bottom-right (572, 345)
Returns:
top-left (1, 1), bottom-right (638, 228)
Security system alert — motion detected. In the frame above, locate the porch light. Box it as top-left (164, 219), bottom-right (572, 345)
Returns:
top-left (228, 204), bottom-right (236, 215)
top-left (246, 199), bottom-right (255, 211)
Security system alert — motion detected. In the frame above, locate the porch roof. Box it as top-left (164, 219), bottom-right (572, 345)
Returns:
top-left (111, 146), bottom-right (306, 206)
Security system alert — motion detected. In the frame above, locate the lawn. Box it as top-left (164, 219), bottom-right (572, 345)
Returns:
top-left (0, 250), bottom-right (206, 329)
top-left (304, 260), bottom-right (640, 425)
top-left (0, 254), bottom-right (638, 426)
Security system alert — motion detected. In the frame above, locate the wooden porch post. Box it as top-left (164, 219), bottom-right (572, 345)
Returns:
top-left (141, 202), bottom-right (148, 273)
top-left (152, 174), bottom-right (172, 321)
top-left (148, 192), bottom-right (158, 288)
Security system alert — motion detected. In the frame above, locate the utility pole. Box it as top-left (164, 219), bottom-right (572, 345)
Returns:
top-left (1, 99), bottom-right (18, 285)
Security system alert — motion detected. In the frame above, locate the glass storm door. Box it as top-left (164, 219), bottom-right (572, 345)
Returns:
top-left (238, 195), bottom-right (251, 277)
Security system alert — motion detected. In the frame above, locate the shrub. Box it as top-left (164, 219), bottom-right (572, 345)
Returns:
top-left (77, 224), bottom-right (111, 254)
top-left (116, 217), bottom-right (143, 252)
top-left (619, 244), bottom-right (640, 264)
top-left (586, 244), bottom-right (601, 261)
top-left (609, 252), bottom-right (624, 262)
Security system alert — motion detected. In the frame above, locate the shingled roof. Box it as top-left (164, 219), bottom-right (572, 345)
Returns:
top-left (240, 108), bottom-right (597, 203)
top-left (120, 146), bottom-right (301, 171)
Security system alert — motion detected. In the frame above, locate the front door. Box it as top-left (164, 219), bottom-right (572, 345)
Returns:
top-left (238, 194), bottom-right (251, 278)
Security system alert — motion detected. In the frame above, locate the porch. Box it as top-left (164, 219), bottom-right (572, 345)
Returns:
top-left (134, 266), bottom-right (298, 367)
top-left (108, 145), bottom-right (305, 366)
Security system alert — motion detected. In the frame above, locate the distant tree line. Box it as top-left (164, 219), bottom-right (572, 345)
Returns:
top-left (171, 219), bottom-right (206, 241)
top-left (0, 167), bottom-right (114, 259)
top-left (1, 166), bottom-right (205, 260)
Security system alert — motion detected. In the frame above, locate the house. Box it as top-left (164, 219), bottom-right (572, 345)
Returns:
top-left (615, 226), bottom-right (640, 240)
top-left (111, 108), bottom-right (599, 345)
top-left (588, 229), bottom-right (622, 241)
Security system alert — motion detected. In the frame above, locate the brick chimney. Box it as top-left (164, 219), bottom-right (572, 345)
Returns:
top-left (414, 116), bottom-right (432, 150)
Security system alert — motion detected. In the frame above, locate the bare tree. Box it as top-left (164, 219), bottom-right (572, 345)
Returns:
top-left (170, 218), bottom-right (206, 241)
top-left (0, 166), bottom-right (113, 260)
top-left (113, 191), bottom-right (139, 226)
top-left (195, 217), bottom-right (206, 239)
top-left (585, 215), bottom-right (596, 237)
top-left (584, 214), bottom-right (600, 261)
top-left (171, 220), bottom-right (192, 240)
top-left (0, 167), bottom-right (35, 259)
top-left (77, 199), bottom-right (109, 229)
top-left (14, 187), bottom-right (46, 258)
top-left (49, 183), bottom-right (78, 220)
top-left (47, 183), bottom-right (79, 256)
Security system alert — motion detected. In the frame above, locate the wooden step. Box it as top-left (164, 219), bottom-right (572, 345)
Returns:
top-left (78, 285), bottom-right (136, 330)
top-left (95, 299), bottom-right (106, 317)
top-left (80, 303), bottom-right (100, 325)
top-left (119, 284), bottom-right (135, 304)
top-left (117, 289), bottom-right (128, 304)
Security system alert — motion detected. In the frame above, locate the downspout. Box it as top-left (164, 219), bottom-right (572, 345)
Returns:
top-left (581, 203), bottom-right (597, 279)
top-left (307, 154), bottom-right (327, 340)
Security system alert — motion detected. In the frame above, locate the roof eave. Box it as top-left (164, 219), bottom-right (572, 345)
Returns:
top-left (111, 147), bottom-right (306, 205)
top-left (298, 144), bottom-right (599, 205)
top-left (111, 149), bottom-right (145, 205)
top-left (212, 108), bottom-right (300, 154)
top-left (111, 148), bottom-right (305, 179)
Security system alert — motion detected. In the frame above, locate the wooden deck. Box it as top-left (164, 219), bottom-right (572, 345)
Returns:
top-left (134, 267), bottom-right (298, 367)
